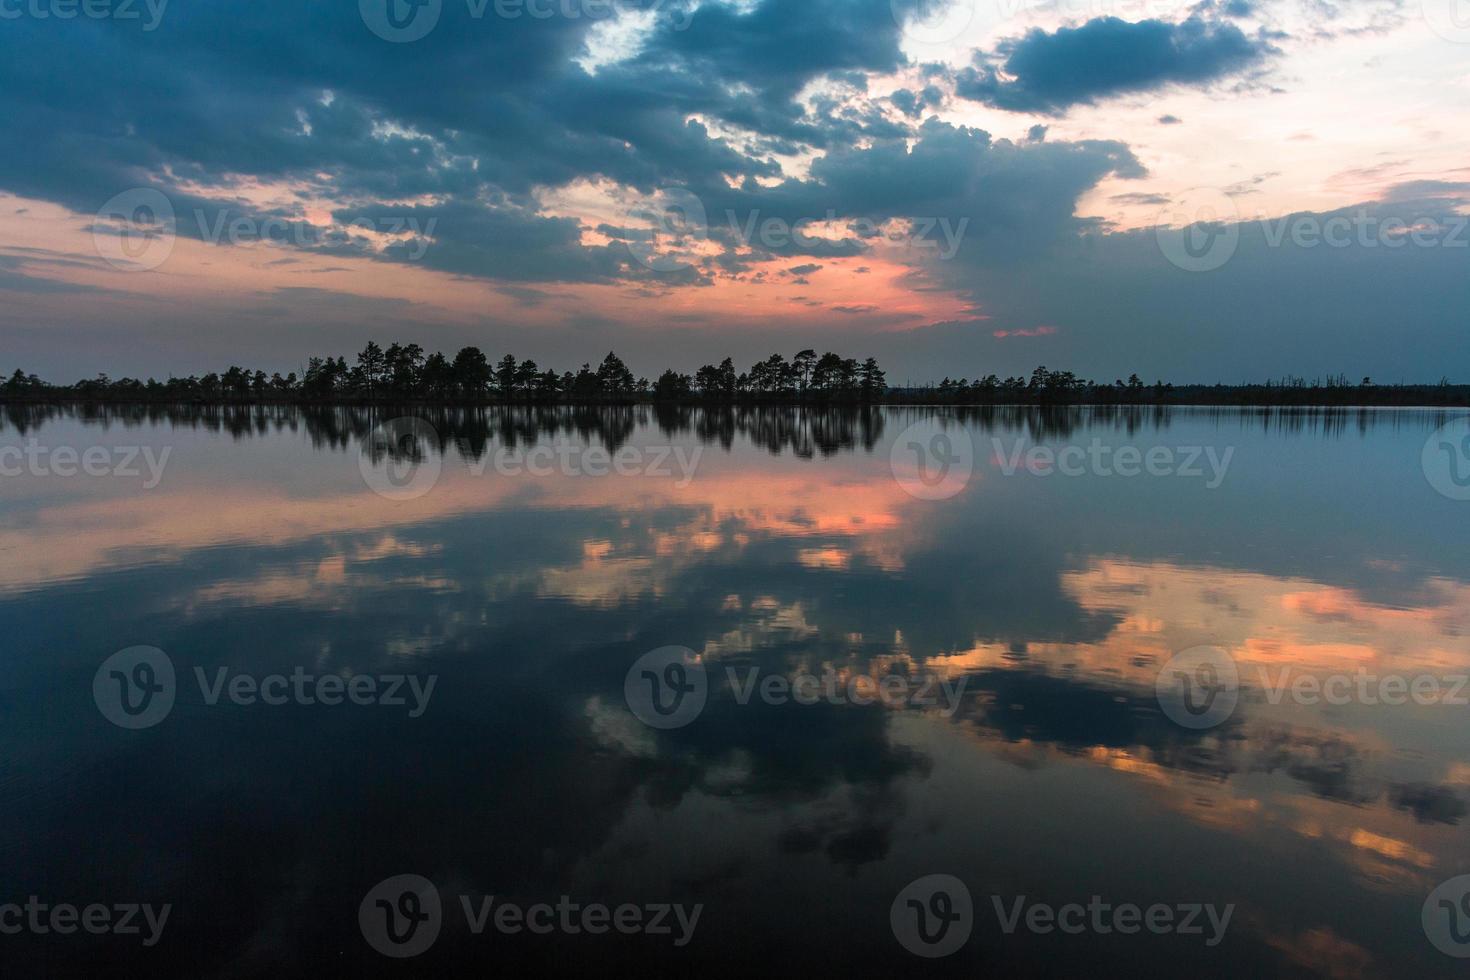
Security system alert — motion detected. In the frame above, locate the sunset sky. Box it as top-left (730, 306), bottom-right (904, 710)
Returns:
top-left (2, 0), bottom-right (1467, 382)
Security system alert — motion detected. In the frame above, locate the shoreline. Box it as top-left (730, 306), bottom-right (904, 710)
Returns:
top-left (2, 397), bottom-right (1467, 410)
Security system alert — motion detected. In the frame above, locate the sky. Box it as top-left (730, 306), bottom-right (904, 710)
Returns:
top-left (0, 0), bottom-right (1467, 383)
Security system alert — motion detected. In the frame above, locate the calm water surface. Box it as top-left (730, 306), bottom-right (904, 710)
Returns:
top-left (2, 404), bottom-right (1469, 977)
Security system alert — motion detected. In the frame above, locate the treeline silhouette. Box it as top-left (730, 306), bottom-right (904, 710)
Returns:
top-left (0, 344), bottom-right (886, 404)
top-left (5, 402), bottom-right (1455, 455)
top-left (0, 401), bottom-right (887, 458)
top-left (899, 367), bottom-right (1469, 406)
top-left (3, 346), bottom-right (1465, 406)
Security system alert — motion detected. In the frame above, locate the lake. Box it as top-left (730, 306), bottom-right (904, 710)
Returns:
top-left (2, 403), bottom-right (1469, 977)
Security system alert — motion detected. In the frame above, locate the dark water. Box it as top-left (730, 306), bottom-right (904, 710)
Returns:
top-left (3, 403), bottom-right (1470, 977)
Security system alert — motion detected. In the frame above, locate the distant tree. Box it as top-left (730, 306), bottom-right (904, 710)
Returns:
top-left (452, 346), bottom-right (491, 395)
top-left (533, 369), bottom-right (562, 398)
top-left (421, 351), bottom-right (453, 395)
top-left (385, 342), bottom-right (424, 391)
top-left (654, 369), bottom-right (692, 400)
top-left (792, 349), bottom-right (817, 392)
top-left (859, 357), bottom-right (886, 397)
top-left (495, 354), bottom-right (519, 394)
top-left (748, 353), bottom-right (794, 393)
top-left (693, 358), bottom-right (737, 397)
top-left (515, 358), bottom-right (541, 393)
top-left (571, 363), bottom-right (600, 397)
top-left (694, 363), bottom-right (722, 395)
top-left (809, 352), bottom-right (846, 392)
top-left (596, 351), bottom-right (635, 394)
top-left (3, 368), bottom-right (42, 393)
top-left (354, 342), bottom-right (385, 398)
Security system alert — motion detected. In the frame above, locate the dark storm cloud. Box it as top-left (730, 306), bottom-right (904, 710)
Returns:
top-left (956, 16), bottom-right (1279, 115)
top-left (0, 0), bottom-right (907, 282)
top-left (0, 0), bottom-right (1159, 290)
